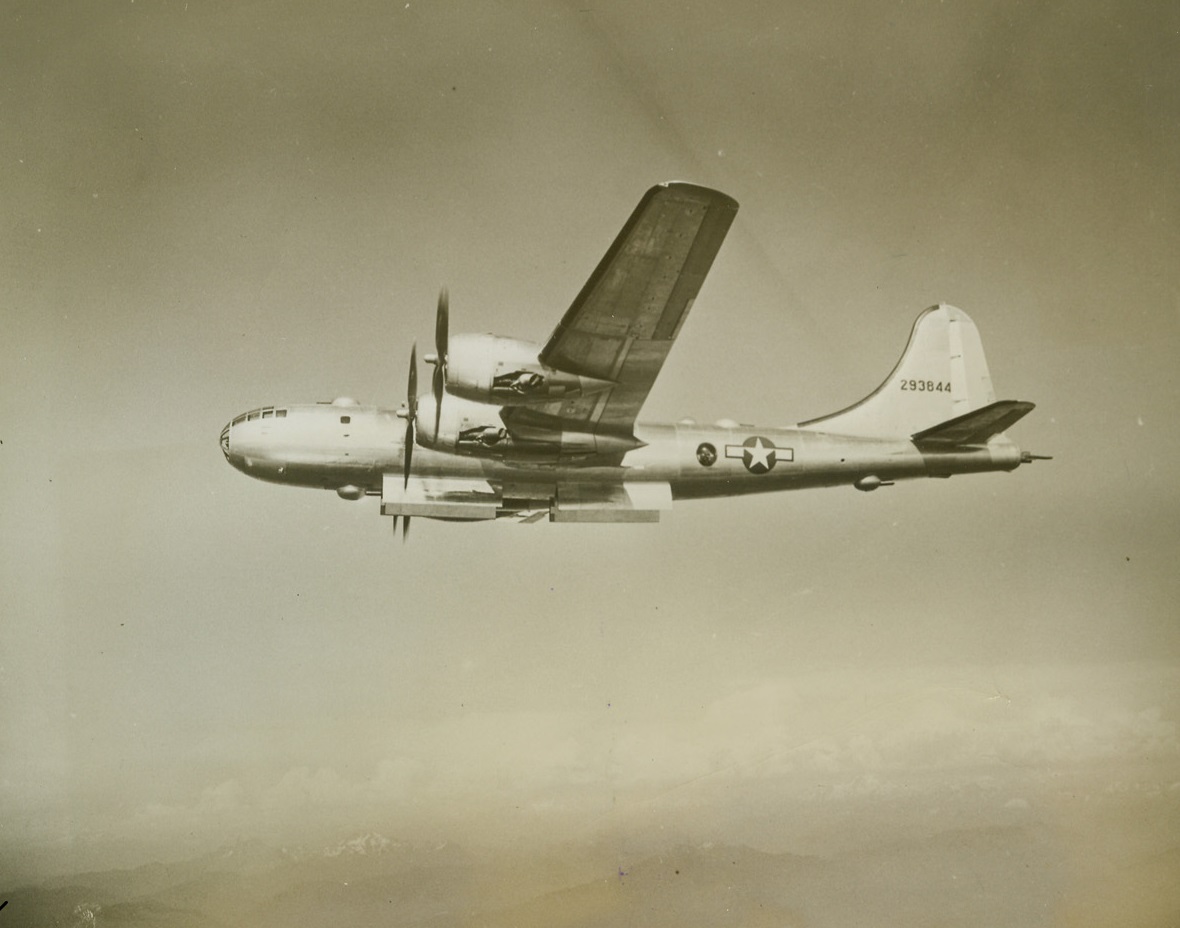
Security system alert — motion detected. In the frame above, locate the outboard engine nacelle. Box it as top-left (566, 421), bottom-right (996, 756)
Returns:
top-left (441, 333), bottom-right (614, 406)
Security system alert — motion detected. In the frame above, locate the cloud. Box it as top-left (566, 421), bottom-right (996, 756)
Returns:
top-left (263, 766), bottom-right (355, 809)
top-left (101, 661), bottom-right (1179, 856)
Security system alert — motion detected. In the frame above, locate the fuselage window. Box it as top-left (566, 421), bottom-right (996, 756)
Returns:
top-left (276, 409), bottom-right (288, 418)
top-left (340, 415), bottom-right (351, 424)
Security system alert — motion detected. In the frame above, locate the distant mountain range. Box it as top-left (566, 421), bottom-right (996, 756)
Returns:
top-left (5, 808), bottom-right (1178, 927)
top-left (319, 831), bottom-right (399, 858)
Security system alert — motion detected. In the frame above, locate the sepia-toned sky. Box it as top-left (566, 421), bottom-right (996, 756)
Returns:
top-left (2, 0), bottom-right (1178, 880)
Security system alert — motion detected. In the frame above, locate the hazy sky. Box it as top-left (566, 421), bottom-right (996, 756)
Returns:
top-left (3, 0), bottom-right (1178, 878)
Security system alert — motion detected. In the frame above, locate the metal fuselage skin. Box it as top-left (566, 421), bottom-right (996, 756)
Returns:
top-left (221, 402), bottom-right (1022, 503)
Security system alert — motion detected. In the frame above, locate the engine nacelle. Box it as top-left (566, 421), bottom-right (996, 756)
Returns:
top-left (441, 333), bottom-right (614, 406)
top-left (416, 392), bottom-right (642, 464)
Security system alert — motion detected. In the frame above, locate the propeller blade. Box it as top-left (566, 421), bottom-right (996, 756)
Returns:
top-left (407, 341), bottom-right (419, 419)
top-left (435, 287), bottom-right (449, 363)
top-left (403, 418), bottom-right (414, 489)
top-left (432, 365), bottom-right (444, 440)
top-left (433, 288), bottom-right (449, 438)
top-left (403, 343), bottom-right (418, 490)
top-left (391, 513), bottom-right (411, 542)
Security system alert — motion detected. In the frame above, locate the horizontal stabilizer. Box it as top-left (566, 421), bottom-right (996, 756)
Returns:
top-left (911, 400), bottom-right (1035, 448)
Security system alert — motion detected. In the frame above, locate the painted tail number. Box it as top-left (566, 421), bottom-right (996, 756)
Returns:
top-left (900, 379), bottom-right (951, 392)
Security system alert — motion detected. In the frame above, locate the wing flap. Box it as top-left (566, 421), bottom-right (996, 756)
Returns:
top-left (550, 481), bottom-right (672, 523)
top-left (381, 473), bottom-right (499, 520)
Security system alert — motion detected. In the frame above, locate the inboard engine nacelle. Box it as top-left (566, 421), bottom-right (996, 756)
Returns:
top-left (416, 391), bottom-right (641, 463)
top-left (434, 333), bottom-right (614, 406)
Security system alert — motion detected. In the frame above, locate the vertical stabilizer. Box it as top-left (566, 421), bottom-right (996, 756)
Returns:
top-left (799, 304), bottom-right (996, 439)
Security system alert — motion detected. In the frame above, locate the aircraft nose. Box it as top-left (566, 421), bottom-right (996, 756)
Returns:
top-left (220, 420), bottom-right (247, 473)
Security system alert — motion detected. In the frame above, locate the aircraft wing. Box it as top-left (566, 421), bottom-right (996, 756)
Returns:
top-left (503, 182), bottom-right (738, 440)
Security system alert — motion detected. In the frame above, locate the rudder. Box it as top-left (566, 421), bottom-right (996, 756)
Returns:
top-left (799, 304), bottom-right (997, 439)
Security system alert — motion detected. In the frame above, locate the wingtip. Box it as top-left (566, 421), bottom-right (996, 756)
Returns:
top-left (655, 180), bottom-right (739, 211)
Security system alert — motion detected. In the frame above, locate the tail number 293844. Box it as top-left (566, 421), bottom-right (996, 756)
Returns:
top-left (900, 379), bottom-right (951, 392)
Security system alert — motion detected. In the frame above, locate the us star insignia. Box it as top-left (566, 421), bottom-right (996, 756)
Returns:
top-left (725, 435), bottom-right (793, 474)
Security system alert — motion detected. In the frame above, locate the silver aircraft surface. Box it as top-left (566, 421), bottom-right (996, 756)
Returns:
top-left (221, 182), bottom-right (1047, 532)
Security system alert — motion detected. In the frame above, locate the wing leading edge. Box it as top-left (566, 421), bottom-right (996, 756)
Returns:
top-left (503, 182), bottom-right (738, 441)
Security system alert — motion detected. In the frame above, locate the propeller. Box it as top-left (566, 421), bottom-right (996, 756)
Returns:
top-left (393, 342), bottom-right (419, 541)
top-left (393, 288), bottom-right (447, 542)
top-left (431, 287), bottom-right (449, 439)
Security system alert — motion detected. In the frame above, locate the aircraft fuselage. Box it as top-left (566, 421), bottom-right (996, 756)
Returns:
top-left (221, 401), bottom-right (1022, 509)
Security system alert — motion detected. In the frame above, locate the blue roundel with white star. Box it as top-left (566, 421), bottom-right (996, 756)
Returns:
top-left (723, 436), bottom-right (793, 473)
top-left (741, 436), bottom-right (776, 474)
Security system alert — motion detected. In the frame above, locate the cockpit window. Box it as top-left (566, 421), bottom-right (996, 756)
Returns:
top-left (233, 407), bottom-right (285, 424)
